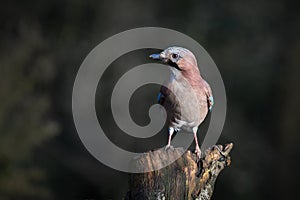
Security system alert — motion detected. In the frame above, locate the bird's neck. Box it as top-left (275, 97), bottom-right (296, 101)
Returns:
top-left (169, 65), bottom-right (203, 89)
top-left (181, 67), bottom-right (203, 88)
top-left (169, 67), bottom-right (181, 80)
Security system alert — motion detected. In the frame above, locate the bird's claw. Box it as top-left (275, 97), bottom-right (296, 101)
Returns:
top-left (195, 147), bottom-right (202, 159)
top-left (165, 145), bottom-right (174, 150)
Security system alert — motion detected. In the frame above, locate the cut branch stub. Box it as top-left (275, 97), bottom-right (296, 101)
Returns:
top-left (126, 143), bottom-right (233, 200)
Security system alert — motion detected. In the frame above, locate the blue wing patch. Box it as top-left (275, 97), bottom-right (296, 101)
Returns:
top-left (157, 92), bottom-right (162, 103)
top-left (209, 96), bottom-right (214, 111)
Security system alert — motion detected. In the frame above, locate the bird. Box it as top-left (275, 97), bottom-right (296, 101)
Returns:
top-left (149, 47), bottom-right (214, 158)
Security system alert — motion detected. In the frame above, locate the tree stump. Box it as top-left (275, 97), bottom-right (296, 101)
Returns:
top-left (126, 143), bottom-right (233, 200)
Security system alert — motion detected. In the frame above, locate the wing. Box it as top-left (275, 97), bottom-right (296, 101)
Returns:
top-left (203, 80), bottom-right (214, 111)
top-left (157, 85), bottom-right (169, 105)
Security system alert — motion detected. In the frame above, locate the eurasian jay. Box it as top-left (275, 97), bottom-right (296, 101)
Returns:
top-left (150, 47), bottom-right (214, 158)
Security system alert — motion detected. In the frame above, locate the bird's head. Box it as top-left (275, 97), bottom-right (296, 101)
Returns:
top-left (149, 47), bottom-right (198, 72)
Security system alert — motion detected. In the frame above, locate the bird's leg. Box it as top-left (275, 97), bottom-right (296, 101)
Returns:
top-left (165, 127), bottom-right (174, 150)
top-left (193, 127), bottom-right (201, 159)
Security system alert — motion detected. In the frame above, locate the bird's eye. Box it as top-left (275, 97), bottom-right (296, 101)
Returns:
top-left (171, 53), bottom-right (178, 59)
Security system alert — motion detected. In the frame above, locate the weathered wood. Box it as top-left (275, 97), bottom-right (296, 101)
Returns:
top-left (126, 143), bottom-right (233, 200)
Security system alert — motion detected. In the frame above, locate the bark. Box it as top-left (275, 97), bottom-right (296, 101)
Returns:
top-left (126, 143), bottom-right (233, 200)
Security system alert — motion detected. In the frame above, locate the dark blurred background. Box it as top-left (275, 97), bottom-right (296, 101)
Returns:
top-left (1, 0), bottom-right (300, 199)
